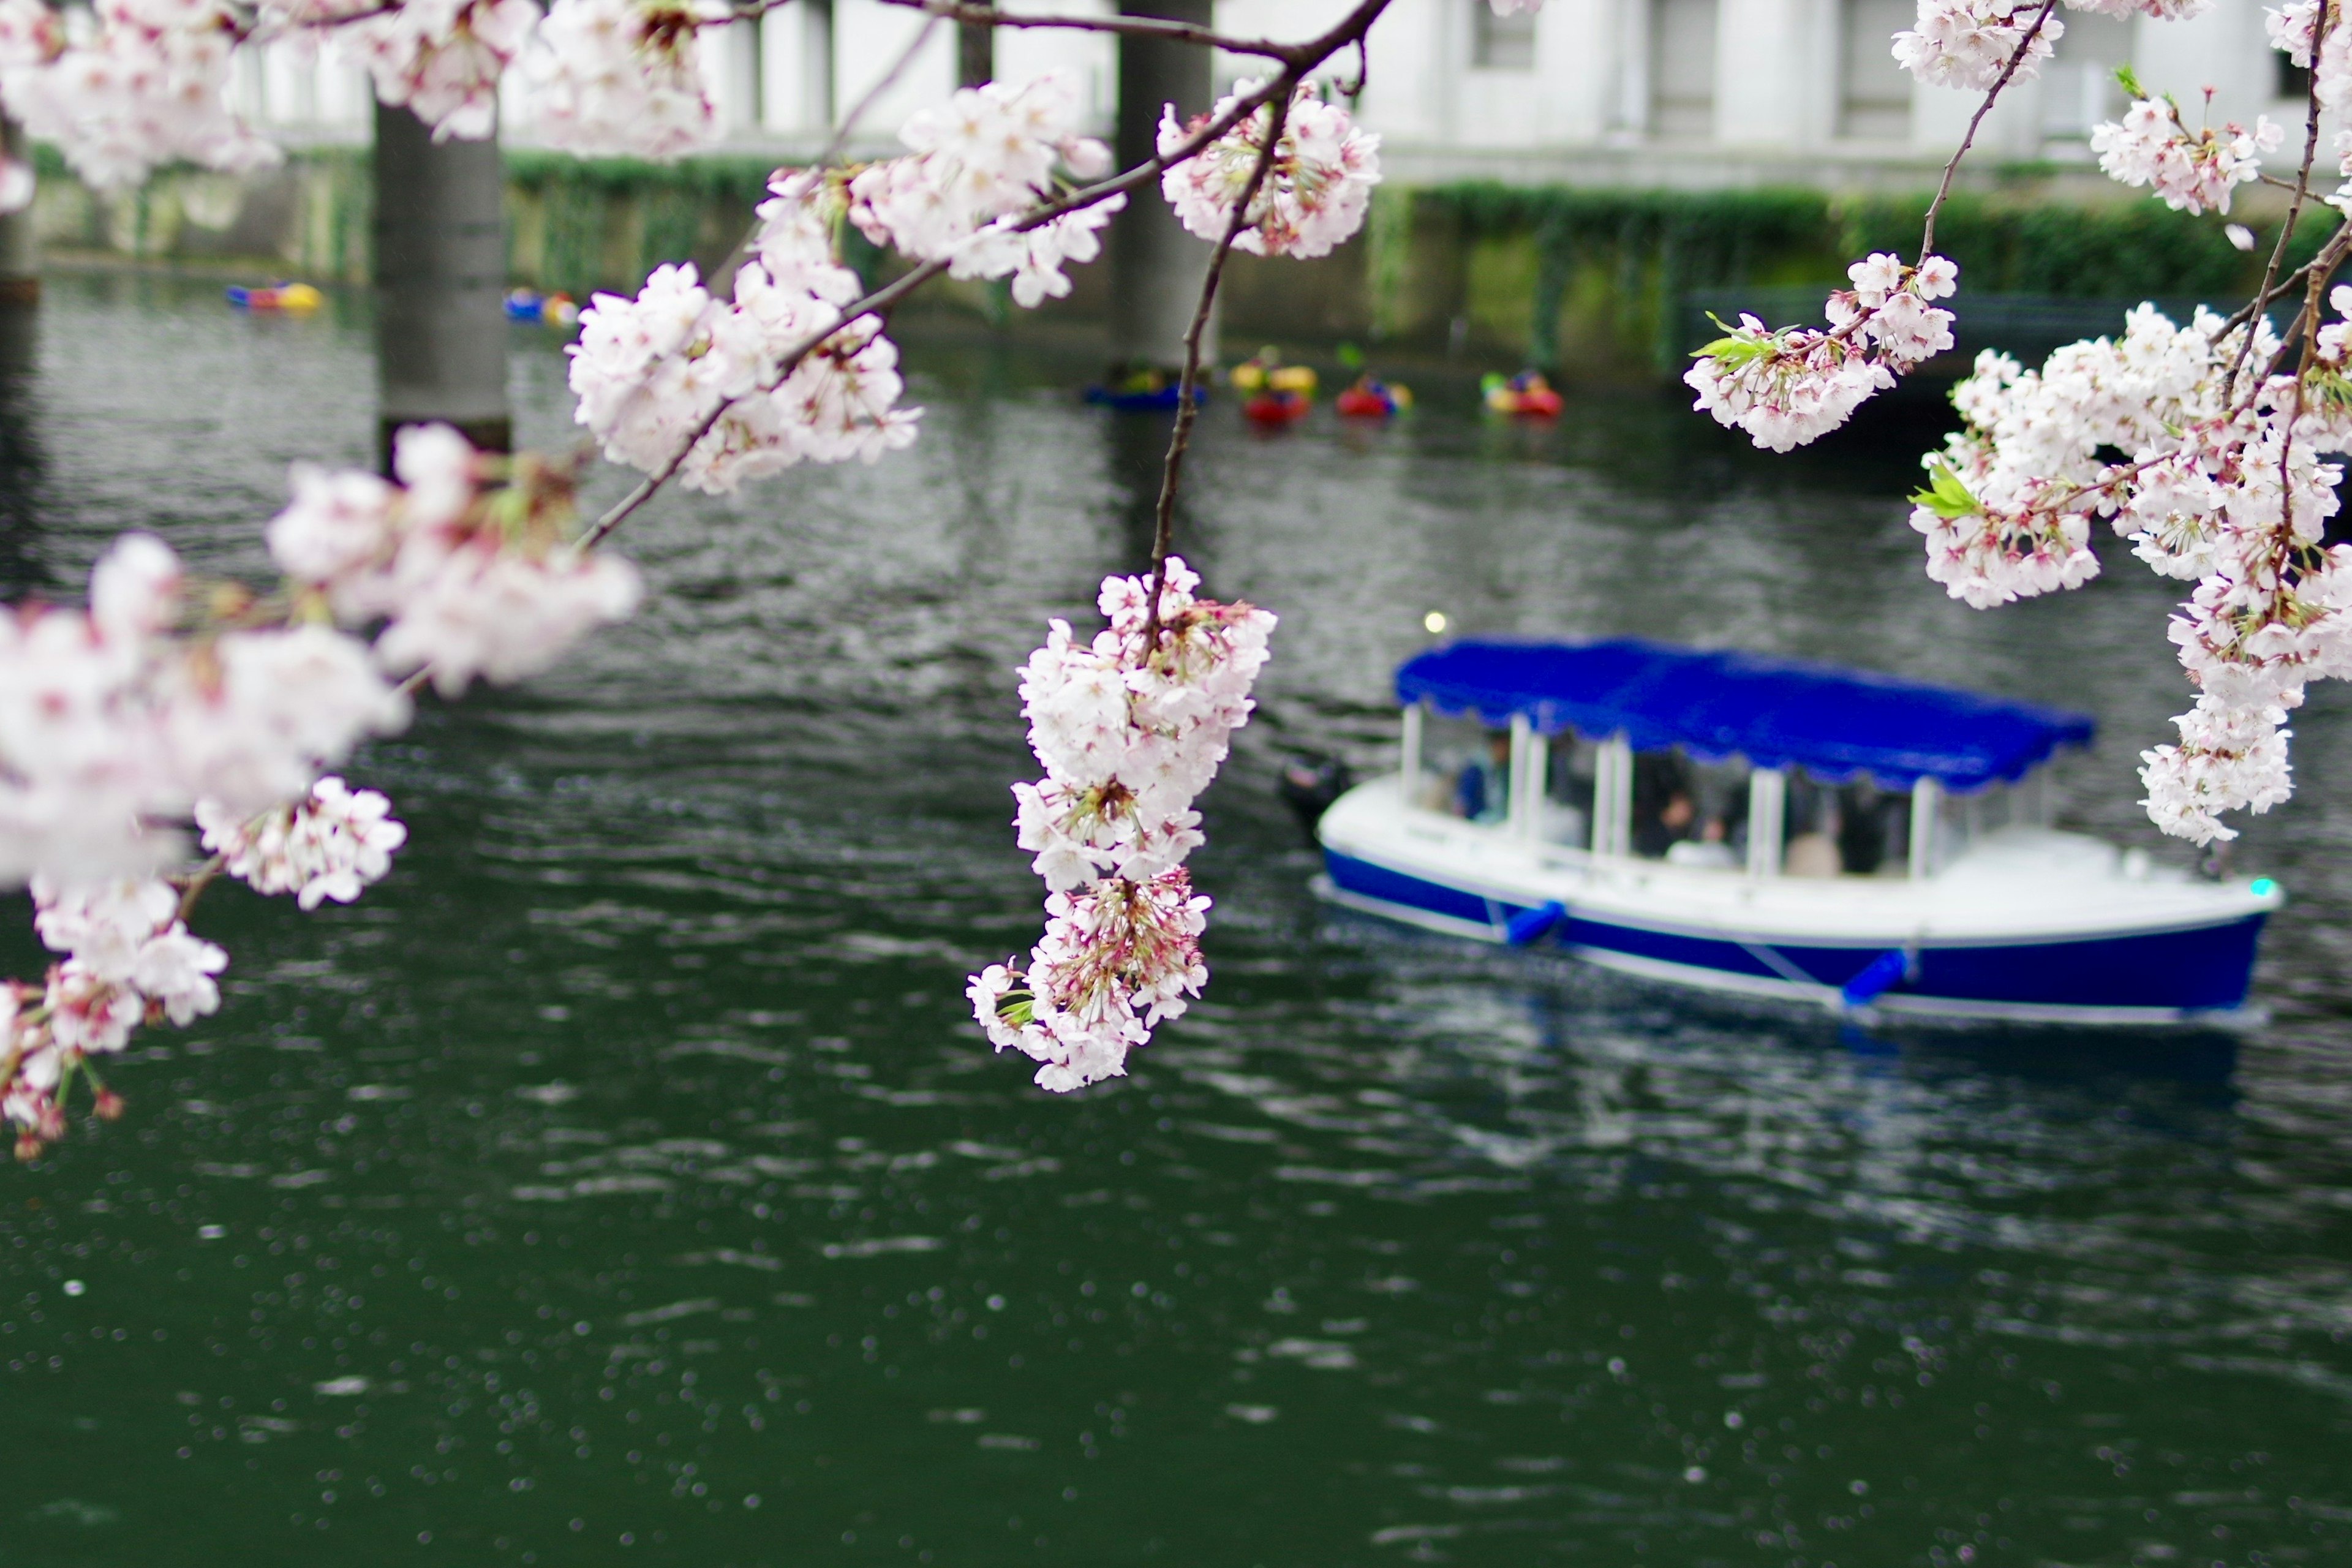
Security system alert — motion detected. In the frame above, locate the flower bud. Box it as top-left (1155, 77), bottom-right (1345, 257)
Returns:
top-left (94, 1090), bottom-right (124, 1122)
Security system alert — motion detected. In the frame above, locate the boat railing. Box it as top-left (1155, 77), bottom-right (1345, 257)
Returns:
top-left (1395, 698), bottom-right (2047, 885)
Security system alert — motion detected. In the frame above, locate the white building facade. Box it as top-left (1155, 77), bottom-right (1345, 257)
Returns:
top-left (235, 0), bottom-right (2309, 191)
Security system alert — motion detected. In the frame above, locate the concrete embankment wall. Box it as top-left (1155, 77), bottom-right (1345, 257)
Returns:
top-left (30, 145), bottom-right (2306, 380)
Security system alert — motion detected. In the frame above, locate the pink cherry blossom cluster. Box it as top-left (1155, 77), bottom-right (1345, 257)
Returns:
top-left (2268, 0), bottom-right (2351, 112)
top-left (1891, 0), bottom-right (2062, 91)
top-left (3, 875), bottom-right (227, 1157)
top-left (0, 0), bottom-right (278, 194)
top-left (525, 0), bottom-right (717, 160)
top-left (571, 80), bottom-right (1140, 498)
top-left (1159, 80), bottom-right (1382, 259)
top-left (849, 70), bottom-right (1124, 307)
top-left (342, 0), bottom-right (538, 140)
top-left (267, 423), bottom-right (643, 695)
top-left (1684, 253), bottom-right (1957, 451)
top-left (567, 247), bottom-right (919, 493)
top-left (2090, 97), bottom-right (2281, 215)
top-left (197, 775), bottom-right (408, 910)
top-left (0, 533), bottom-right (407, 886)
top-left (969, 558), bottom-right (1275, 1093)
top-left (0, 421), bottom-right (643, 1152)
top-left (1904, 292), bottom-right (2352, 843)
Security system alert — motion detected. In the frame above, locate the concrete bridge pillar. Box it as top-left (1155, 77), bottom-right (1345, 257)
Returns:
top-left (372, 100), bottom-right (510, 467)
top-left (1109, 0), bottom-right (1218, 374)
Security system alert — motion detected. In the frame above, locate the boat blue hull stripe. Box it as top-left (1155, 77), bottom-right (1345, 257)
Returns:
top-left (1321, 851), bottom-right (2265, 1012)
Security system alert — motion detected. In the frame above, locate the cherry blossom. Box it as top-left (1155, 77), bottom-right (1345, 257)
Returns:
top-left (972, 558), bottom-right (1275, 1093)
top-left (1159, 80), bottom-right (1382, 258)
top-left (2091, 97), bottom-right (2280, 214)
top-left (1892, 0), bottom-right (2060, 91)
top-left (198, 775), bottom-right (408, 910)
top-left (1, 872), bottom-right (227, 1155)
top-left (1686, 253), bottom-right (1956, 450)
top-left (341, 0), bottom-right (541, 140)
top-left (526, 0), bottom-right (719, 160)
top-left (2267, 0), bottom-right (2351, 113)
top-left (0, 0), bottom-right (279, 190)
top-left (567, 239), bottom-right (922, 492)
top-left (269, 424), bottom-right (644, 692)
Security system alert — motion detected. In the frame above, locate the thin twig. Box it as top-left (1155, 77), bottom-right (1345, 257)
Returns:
top-left (2220, 222), bottom-right (2347, 339)
top-left (2229, 0), bottom-right (2330, 400)
top-left (1920, 0), bottom-right (2059, 259)
top-left (818, 13), bottom-right (942, 166)
top-left (876, 0), bottom-right (1298, 59)
top-left (1140, 83), bottom-right (1295, 647)
top-left (173, 856), bottom-right (224, 926)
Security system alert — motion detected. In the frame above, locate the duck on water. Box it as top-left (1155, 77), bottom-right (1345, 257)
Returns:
top-left (1310, 639), bottom-right (2281, 1025)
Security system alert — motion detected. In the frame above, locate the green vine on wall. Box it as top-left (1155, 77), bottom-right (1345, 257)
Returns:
top-left (1415, 182), bottom-right (2334, 372)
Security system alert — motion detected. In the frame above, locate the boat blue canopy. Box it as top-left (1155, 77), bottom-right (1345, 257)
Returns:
top-left (1396, 639), bottom-right (2094, 793)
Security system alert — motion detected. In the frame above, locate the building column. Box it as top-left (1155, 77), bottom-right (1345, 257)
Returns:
top-left (1110, 0), bottom-right (1217, 374)
top-left (0, 118), bottom-right (37, 305)
top-left (373, 100), bottom-right (509, 468)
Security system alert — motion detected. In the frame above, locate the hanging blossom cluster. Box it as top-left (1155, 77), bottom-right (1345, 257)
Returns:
top-left (0, 0), bottom-right (746, 202)
top-left (524, 0), bottom-right (714, 159)
top-left (1908, 296), bottom-right (2352, 843)
top-left (198, 775), bottom-right (409, 911)
top-left (1890, 0), bottom-right (2063, 91)
top-left (2, 877), bottom-right (224, 1159)
top-left (1684, 253), bottom-right (1958, 450)
top-left (2090, 94), bottom-right (2281, 215)
top-left (344, 0), bottom-right (541, 142)
top-left (0, 0), bottom-right (279, 198)
top-left (1159, 79), bottom-right (1382, 259)
top-left (968, 560), bottom-right (1275, 1093)
top-left (0, 428), bottom-right (636, 1153)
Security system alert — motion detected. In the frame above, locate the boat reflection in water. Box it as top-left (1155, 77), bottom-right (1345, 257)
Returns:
top-left (1314, 639), bottom-right (2281, 1024)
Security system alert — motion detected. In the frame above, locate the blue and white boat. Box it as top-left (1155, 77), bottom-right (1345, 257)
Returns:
top-left (1313, 639), bottom-right (2282, 1024)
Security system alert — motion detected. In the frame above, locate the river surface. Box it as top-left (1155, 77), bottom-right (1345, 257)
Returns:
top-left (0, 273), bottom-right (2345, 1567)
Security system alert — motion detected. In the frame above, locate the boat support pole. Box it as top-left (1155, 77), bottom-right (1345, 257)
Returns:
top-left (1589, 740), bottom-right (1615, 856)
top-left (1400, 703), bottom-right (1423, 807)
top-left (1746, 768), bottom-right (1784, 878)
top-left (1909, 777), bottom-right (1941, 880)
top-left (1509, 714), bottom-right (1545, 840)
top-left (1603, 736), bottom-right (1632, 856)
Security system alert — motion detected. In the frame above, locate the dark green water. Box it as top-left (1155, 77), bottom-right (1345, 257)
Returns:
top-left (0, 274), bottom-right (2346, 1567)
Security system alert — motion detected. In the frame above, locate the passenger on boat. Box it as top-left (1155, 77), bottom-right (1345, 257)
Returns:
top-left (1665, 815), bottom-right (1740, 869)
top-left (1453, 733), bottom-right (1512, 823)
top-left (1632, 753), bottom-right (1695, 858)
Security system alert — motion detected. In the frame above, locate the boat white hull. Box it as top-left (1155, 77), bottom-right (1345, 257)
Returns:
top-left (1314, 777), bottom-right (2278, 1025)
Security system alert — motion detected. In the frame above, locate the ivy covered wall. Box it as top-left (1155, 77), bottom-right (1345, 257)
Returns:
top-left (26, 147), bottom-right (2331, 380)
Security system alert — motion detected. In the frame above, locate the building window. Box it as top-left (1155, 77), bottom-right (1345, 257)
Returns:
top-left (2041, 11), bottom-right (2130, 139)
top-left (1839, 0), bottom-right (1913, 139)
top-left (1473, 1), bottom-right (1537, 69)
top-left (1650, 0), bottom-right (1717, 138)
top-left (2279, 51), bottom-right (2312, 101)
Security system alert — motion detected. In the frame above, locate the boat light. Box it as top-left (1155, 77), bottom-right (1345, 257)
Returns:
top-left (1423, 611), bottom-right (1448, 634)
top-left (2250, 878), bottom-right (2278, 896)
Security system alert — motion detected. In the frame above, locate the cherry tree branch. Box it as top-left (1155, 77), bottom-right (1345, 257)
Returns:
top-left (2230, 0), bottom-right (2331, 400)
top-left (1919, 0), bottom-right (2059, 260)
top-left (1141, 80), bottom-right (1295, 646)
top-left (873, 0), bottom-right (1303, 61)
top-left (581, 0), bottom-right (1395, 549)
top-left (818, 12), bottom-right (943, 165)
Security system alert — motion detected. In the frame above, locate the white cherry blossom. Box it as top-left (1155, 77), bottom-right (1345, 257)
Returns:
top-left (1159, 79), bottom-right (1381, 258)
